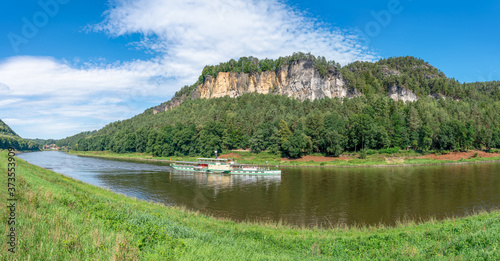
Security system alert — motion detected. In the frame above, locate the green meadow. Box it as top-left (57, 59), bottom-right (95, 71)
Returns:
top-left (1, 150), bottom-right (499, 260)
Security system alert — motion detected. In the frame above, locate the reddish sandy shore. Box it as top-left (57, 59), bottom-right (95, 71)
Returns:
top-left (419, 150), bottom-right (500, 161)
top-left (220, 150), bottom-right (500, 163)
top-left (219, 153), bottom-right (244, 159)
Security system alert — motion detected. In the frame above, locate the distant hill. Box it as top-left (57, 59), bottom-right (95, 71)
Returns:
top-left (0, 119), bottom-right (39, 151)
top-left (73, 53), bottom-right (500, 158)
top-left (29, 130), bottom-right (97, 149)
top-left (0, 119), bottom-right (19, 137)
top-left (57, 130), bottom-right (96, 148)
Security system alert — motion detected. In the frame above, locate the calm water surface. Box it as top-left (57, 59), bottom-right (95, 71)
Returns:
top-left (18, 151), bottom-right (500, 227)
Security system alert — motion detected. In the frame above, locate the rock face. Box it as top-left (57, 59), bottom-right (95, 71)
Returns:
top-left (380, 65), bottom-right (401, 76)
top-left (153, 59), bottom-right (422, 114)
top-left (388, 85), bottom-right (418, 102)
top-left (198, 60), bottom-right (357, 101)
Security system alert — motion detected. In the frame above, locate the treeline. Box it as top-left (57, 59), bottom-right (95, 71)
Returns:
top-left (76, 92), bottom-right (500, 158)
top-left (342, 56), bottom-right (500, 100)
top-left (57, 130), bottom-right (96, 148)
top-left (0, 119), bottom-right (19, 137)
top-left (0, 135), bottom-right (40, 151)
top-left (0, 120), bottom-right (39, 151)
top-left (199, 52), bottom-right (340, 83)
top-left (30, 131), bottom-right (96, 149)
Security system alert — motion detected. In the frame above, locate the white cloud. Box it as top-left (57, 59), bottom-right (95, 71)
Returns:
top-left (1, 0), bottom-right (375, 139)
top-left (93, 0), bottom-right (375, 72)
top-left (0, 56), bottom-right (171, 139)
top-left (0, 56), bottom-right (167, 97)
top-left (0, 99), bottom-right (22, 108)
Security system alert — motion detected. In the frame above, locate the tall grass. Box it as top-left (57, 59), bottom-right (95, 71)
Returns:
top-left (2, 150), bottom-right (499, 260)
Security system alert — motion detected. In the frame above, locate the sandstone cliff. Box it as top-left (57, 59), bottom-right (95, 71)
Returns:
top-left (154, 60), bottom-right (361, 114)
top-left (153, 59), bottom-right (422, 114)
top-left (388, 85), bottom-right (418, 103)
top-left (198, 60), bottom-right (358, 101)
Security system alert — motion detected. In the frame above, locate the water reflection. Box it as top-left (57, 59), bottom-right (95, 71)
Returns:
top-left (17, 151), bottom-right (500, 228)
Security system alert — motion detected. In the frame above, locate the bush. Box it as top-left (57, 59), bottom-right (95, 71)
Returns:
top-left (378, 147), bottom-right (400, 154)
top-left (359, 150), bottom-right (367, 159)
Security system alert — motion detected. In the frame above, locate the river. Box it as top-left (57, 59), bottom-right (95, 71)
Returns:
top-left (18, 151), bottom-right (500, 228)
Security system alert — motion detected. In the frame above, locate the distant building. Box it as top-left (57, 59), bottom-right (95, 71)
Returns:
top-left (43, 144), bottom-right (60, 150)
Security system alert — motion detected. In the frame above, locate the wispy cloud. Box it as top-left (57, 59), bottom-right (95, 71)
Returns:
top-left (1, 0), bottom-right (375, 139)
top-left (92, 0), bottom-right (375, 69)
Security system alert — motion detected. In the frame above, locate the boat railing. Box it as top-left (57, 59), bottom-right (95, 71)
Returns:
top-left (172, 163), bottom-right (195, 167)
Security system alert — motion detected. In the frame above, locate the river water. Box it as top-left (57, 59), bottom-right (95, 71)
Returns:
top-left (18, 151), bottom-right (500, 227)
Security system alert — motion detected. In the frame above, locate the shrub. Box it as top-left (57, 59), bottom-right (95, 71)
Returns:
top-left (359, 150), bottom-right (367, 159)
top-left (379, 147), bottom-right (400, 154)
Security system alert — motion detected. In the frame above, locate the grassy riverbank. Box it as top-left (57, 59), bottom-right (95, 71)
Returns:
top-left (2, 150), bottom-right (500, 259)
top-left (68, 149), bottom-right (500, 167)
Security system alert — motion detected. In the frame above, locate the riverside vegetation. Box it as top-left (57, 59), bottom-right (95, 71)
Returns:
top-left (1, 150), bottom-right (500, 260)
top-left (69, 149), bottom-right (500, 167)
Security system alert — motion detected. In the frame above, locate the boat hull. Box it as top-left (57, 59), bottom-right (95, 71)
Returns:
top-left (229, 169), bottom-right (281, 175)
top-left (171, 165), bottom-right (280, 175)
top-left (170, 164), bottom-right (229, 173)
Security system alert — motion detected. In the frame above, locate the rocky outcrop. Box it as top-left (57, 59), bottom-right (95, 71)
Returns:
top-left (152, 88), bottom-right (200, 114)
top-left (198, 60), bottom-right (357, 101)
top-left (428, 93), bottom-right (446, 100)
top-left (153, 59), bottom-right (426, 114)
top-left (380, 65), bottom-right (401, 76)
top-left (388, 85), bottom-right (418, 102)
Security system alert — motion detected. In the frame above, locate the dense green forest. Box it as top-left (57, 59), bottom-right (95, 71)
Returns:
top-left (73, 54), bottom-right (500, 158)
top-left (30, 130), bottom-right (96, 149)
top-left (0, 119), bottom-right (39, 151)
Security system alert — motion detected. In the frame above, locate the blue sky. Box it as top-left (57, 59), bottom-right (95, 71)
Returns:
top-left (1, 0), bottom-right (499, 139)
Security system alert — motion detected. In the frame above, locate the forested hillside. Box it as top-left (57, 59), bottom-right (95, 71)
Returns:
top-left (0, 119), bottom-right (39, 151)
top-left (31, 130), bottom-right (96, 149)
top-left (0, 119), bottom-right (19, 137)
top-left (75, 54), bottom-right (500, 158)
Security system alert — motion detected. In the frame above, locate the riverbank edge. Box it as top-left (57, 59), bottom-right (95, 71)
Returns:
top-left (3, 150), bottom-right (500, 259)
top-left (67, 150), bottom-right (500, 168)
